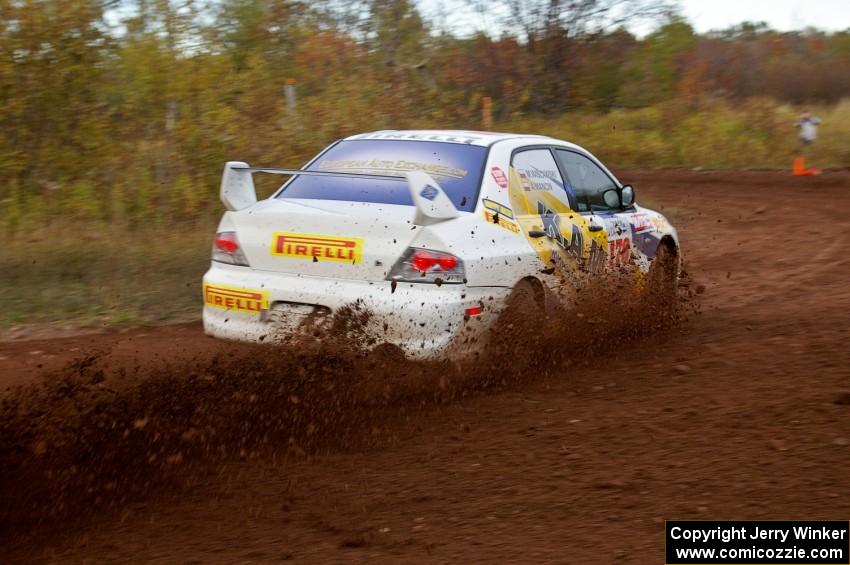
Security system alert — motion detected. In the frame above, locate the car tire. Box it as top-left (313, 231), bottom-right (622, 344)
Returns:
top-left (647, 240), bottom-right (678, 313)
top-left (500, 278), bottom-right (544, 339)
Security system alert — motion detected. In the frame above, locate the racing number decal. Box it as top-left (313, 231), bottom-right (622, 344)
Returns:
top-left (608, 238), bottom-right (631, 269)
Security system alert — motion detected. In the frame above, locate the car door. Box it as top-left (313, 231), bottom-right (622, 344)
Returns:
top-left (553, 149), bottom-right (637, 273)
top-left (507, 147), bottom-right (607, 279)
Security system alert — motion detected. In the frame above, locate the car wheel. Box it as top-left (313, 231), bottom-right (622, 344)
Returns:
top-left (647, 240), bottom-right (678, 312)
top-left (500, 278), bottom-right (545, 339)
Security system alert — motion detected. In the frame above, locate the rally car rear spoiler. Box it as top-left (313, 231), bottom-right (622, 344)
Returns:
top-left (221, 161), bottom-right (460, 225)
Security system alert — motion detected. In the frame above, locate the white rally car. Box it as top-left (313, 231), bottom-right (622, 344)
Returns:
top-left (202, 130), bottom-right (679, 359)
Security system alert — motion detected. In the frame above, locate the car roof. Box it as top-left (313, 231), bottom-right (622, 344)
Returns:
top-left (343, 129), bottom-right (558, 147)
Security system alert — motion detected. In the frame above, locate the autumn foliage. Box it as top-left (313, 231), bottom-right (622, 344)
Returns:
top-left (1, 1), bottom-right (849, 230)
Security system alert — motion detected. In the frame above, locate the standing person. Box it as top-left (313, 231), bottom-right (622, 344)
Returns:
top-left (793, 111), bottom-right (822, 176)
top-left (796, 111), bottom-right (821, 148)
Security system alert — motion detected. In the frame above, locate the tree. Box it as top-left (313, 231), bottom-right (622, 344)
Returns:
top-left (467, 0), bottom-right (674, 112)
top-left (620, 17), bottom-right (697, 105)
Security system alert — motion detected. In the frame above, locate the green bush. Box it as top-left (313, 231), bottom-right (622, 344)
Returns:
top-left (501, 98), bottom-right (848, 171)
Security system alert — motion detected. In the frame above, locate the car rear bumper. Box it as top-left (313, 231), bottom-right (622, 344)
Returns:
top-left (202, 263), bottom-right (511, 360)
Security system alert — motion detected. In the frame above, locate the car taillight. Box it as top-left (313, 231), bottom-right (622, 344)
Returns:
top-left (387, 247), bottom-right (465, 284)
top-left (215, 236), bottom-right (239, 253)
top-left (411, 250), bottom-right (458, 272)
top-left (211, 231), bottom-right (250, 266)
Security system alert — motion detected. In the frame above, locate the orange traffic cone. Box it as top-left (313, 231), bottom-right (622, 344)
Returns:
top-left (792, 155), bottom-right (821, 176)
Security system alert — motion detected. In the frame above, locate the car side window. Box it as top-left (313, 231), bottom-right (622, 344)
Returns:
top-left (511, 148), bottom-right (570, 205)
top-left (555, 150), bottom-right (619, 212)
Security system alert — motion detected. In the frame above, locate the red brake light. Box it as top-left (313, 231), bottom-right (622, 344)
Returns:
top-left (211, 231), bottom-right (249, 266)
top-left (388, 247), bottom-right (465, 284)
top-left (411, 250), bottom-right (459, 273)
top-left (438, 255), bottom-right (458, 270)
top-left (215, 235), bottom-right (239, 253)
top-left (412, 251), bottom-right (435, 272)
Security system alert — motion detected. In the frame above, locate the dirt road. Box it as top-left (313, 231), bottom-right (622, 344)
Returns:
top-left (3, 169), bottom-right (850, 563)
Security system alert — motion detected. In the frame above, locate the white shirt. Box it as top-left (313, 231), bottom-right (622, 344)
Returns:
top-left (797, 117), bottom-right (821, 142)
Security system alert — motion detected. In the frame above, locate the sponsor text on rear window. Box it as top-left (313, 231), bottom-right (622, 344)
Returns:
top-left (276, 140), bottom-right (486, 212)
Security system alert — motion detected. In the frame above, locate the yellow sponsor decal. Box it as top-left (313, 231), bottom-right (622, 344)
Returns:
top-left (483, 210), bottom-right (521, 234)
top-left (482, 198), bottom-right (514, 219)
top-left (204, 283), bottom-right (269, 315)
top-left (507, 166), bottom-right (607, 272)
top-left (271, 232), bottom-right (364, 264)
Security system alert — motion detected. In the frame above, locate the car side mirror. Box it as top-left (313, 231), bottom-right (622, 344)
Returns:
top-left (602, 189), bottom-right (621, 209)
top-left (621, 185), bottom-right (635, 207)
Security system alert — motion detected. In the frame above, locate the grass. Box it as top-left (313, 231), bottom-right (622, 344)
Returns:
top-left (1, 221), bottom-right (215, 330)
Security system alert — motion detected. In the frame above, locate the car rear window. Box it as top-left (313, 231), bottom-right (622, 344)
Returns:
top-left (276, 139), bottom-right (487, 212)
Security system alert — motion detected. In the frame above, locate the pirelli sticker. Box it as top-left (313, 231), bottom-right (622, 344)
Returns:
top-left (204, 283), bottom-right (269, 315)
top-left (271, 232), bottom-right (364, 264)
top-left (482, 198), bottom-right (514, 219)
top-left (482, 198), bottom-right (520, 234)
top-left (484, 210), bottom-right (521, 234)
